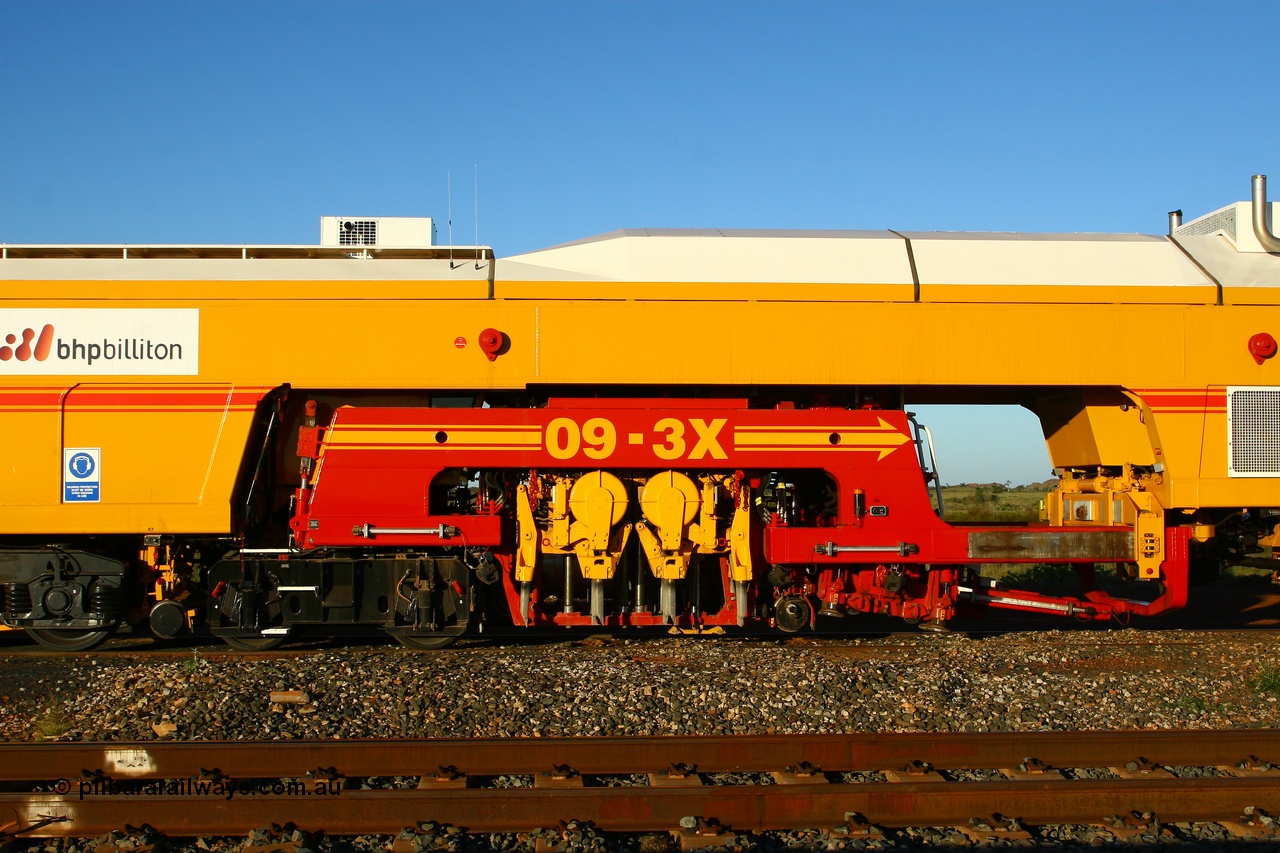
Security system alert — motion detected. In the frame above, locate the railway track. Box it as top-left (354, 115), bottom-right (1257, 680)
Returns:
top-left (0, 624), bottom-right (1274, 661)
top-left (2, 579), bottom-right (1277, 662)
top-left (4, 731), bottom-right (1280, 843)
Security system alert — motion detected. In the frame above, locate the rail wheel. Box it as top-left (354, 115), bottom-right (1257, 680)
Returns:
top-left (218, 635), bottom-right (287, 651)
top-left (26, 627), bottom-right (113, 652)
top-left (774, 595), bottom-right (812, 633)
top-left (393, 628), bottom-right (465, 650)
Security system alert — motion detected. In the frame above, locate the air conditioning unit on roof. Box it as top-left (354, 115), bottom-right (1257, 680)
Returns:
top-left (319, 216), bottom-right (436, 248)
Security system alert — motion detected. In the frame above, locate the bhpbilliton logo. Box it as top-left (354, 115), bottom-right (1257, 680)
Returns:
top-left (0, 324), bottom-right (54, 362)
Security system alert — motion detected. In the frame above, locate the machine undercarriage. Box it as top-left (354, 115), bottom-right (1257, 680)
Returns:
top-left (3, 390), bottom-right (1263, 651)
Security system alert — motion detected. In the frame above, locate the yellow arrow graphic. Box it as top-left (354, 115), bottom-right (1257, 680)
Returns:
top-left (734, 418), bottom-right (911, 460)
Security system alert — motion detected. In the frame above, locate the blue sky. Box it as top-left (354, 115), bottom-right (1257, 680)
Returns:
top-left (3, 2), bottom-right (1276, 484)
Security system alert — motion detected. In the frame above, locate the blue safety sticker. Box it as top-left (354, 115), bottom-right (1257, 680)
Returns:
top-left (64, 447), bottom-right (101, 503)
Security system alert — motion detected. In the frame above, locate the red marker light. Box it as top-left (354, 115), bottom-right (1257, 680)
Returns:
top-left (1249, 332), bottom-right (1277, 365)
top-left (478, 328), bottom-right (507, 361)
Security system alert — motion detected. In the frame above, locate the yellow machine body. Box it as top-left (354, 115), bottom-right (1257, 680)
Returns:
top-left (0, 215), bottom-right (1278, 536)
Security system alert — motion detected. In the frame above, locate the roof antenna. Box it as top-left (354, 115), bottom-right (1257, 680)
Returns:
top-left (448, 172), bottom-right (462, 270)
top-left (474, 163), bottom-right (484, 270)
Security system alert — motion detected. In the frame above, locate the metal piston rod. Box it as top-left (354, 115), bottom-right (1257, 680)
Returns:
top-left (352, 524), bottom-right (460, 539)
top-left (816, 542), bottom-right (920, 557)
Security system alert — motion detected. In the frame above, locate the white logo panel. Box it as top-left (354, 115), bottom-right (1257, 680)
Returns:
top-left (0, 309), bottom-right (199, 375)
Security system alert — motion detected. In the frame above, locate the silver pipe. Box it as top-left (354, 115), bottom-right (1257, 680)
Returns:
top-left (352, 523), bottom-right (459, 539)
top-left (921, 423), bottom-right (944, 517)
top-left (1252, 175), bottom-right (1280, 253)
top-left (816, 541), bottom-right (919, 557)
top-left (563, 555), bottom-right (574, 614)
top-left (635, 545), bottom-right (646, 611)
top-left (239, 548), bottom-right (299, 554)
top-left (1167, 209), bottom-right (1182, 235)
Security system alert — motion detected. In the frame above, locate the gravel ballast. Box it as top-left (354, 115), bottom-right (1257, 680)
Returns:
top-left (2, 628), bottom-right (1279, 742)
top-left (6, 628), bottom-right (1280, 851)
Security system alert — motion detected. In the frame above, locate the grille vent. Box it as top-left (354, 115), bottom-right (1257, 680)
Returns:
top-left (338, 220), bottom-right (377, 246)
top-left (1177, 207), bottom-right (1236, 239)
top-left (1228, 387), bottom-right (1280, 477)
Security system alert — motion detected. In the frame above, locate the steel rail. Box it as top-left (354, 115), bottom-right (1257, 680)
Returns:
top-left (6, 778), bottom-right (1280, 836)
top-left (3, 730), bottom-right (1279, 781)
top-left (5, 732), bottom-right (1280, 838)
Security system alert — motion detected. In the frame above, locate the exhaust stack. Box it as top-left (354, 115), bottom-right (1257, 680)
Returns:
top-left (1252, 175), bottom-right (1280, 253)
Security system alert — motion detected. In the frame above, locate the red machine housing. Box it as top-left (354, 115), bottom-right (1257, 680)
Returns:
top-left (289, 399), bottom-right (1188, 629)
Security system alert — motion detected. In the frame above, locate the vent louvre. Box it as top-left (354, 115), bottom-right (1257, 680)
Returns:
top-left (1176, 206), bottom-right (1236, 239)
top-left (1228, 387), bottom-right (1280, 477)
top-left (338, 220), bottom-right (377, 246)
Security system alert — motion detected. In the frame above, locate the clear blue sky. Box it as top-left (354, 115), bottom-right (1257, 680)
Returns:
top-left (3, 2), bottom-right (1276, 484)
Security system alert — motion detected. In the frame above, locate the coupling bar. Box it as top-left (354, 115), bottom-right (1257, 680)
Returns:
top-left (352, 524), bottom-right (460, 539)
top-left (816, 541), bottom-right (919, 557)
top-left (958, 586), bottom-right (1071, 613)
top-left (957, 586), bottom-right (1105, 616)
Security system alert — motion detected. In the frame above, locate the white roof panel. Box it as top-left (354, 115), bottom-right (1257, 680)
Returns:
top-left (901, 232), bottom-right (1212, 288)
top-left (1174, 233), bottom-right (1280, 289)
top-left (499, 229), bottom-right (915, 284)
